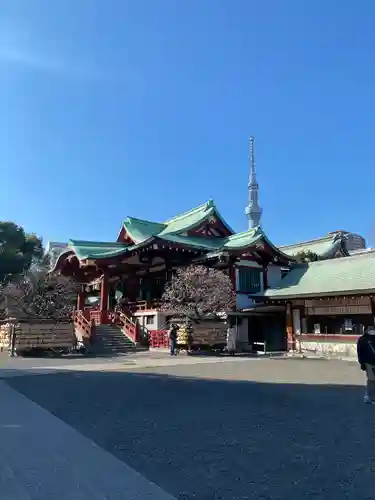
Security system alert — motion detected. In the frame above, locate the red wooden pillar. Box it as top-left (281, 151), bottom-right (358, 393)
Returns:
top-left (286, 302), bottom-right (295, 351)
top-left (77, 286), bottom-right (85, 311)
top-left (100, 273), bottom-right (109, 324)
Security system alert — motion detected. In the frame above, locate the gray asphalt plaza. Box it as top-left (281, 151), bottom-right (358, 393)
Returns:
top-left (1, 354), bottom-right (375, 500)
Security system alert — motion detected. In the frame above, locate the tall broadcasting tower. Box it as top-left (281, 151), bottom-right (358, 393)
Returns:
top-left (245, 136), bottom-right (262, 229)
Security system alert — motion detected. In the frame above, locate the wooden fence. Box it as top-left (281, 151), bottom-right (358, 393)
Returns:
top-left (0, 318), bottom-right (75, 355)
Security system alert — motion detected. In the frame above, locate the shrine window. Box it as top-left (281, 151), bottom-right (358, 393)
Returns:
top-left (237, 267), bottom-right (262, 294)
top-left (146, 315), bottom-right (155, 325)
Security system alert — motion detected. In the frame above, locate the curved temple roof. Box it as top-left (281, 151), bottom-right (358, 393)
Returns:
top-left (119, 199), bottom-right (234, 244)
top-left (52, 200), bottom-right (292, 272)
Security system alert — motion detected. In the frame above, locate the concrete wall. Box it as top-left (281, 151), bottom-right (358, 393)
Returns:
top-left (296, 335), bottom-right (358, 359)
top-left (267, 264), bottom-right (282, 288)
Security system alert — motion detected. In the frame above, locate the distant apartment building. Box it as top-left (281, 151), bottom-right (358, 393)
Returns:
top-left (279, 230), bottom-right (367, 259)
top-left (327, 230), bottom-right (366, 253)
top-left (45, 241), bottom-right (69, 265)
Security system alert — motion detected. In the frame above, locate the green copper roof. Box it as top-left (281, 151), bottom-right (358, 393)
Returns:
top-left (158, 233), bottom-right (222, 251)
top-left (123, 219), bottom-right (271, 253)
top-left (161, 199), bottom-right (234, 235)
top-left (223, 227), bottom-right (263, 250)
top-left (263, 252), bottom-right (375, 298)
top-left (55, 201), bottom-right (293, 268)
top-left (121, 200), bottom-right (234, 244)
top-left (279, 233), bottom-right (348, 259)
top-left (62, 224), bottom-right (286, 263)
top-left (160, 227), bottom-right (279, 253)
top-left (122, 217), bottom-right (165, 244)
top-left (68, 240), bottom-right (130, 260)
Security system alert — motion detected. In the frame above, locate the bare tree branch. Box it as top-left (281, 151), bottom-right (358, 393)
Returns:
top-left (0, 257), bottom-right (78, 320)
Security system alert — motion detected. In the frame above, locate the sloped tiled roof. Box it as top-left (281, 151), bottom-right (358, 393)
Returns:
top-left (158, 233), bottom-right (222, 251)
top-left (262, 252), bottom-right (375, 298)
top-left (53, 200), bottom-right (292, 269)
top-left (161, 200), bottom-right (231, 234)
top-left (63, 227), bottom-right (271, 262)
top-left (120, 199), bottom-right (235, 244)
top-left (122, 218), bottom-right (165, 244)
top-left (67, 240), bottom-right (131, 260)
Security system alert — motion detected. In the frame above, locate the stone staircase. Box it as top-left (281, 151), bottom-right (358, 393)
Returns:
top-left (92, 324), bottom-right (136, 355)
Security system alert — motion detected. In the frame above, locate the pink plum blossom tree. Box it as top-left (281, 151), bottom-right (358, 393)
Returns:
top-left (161, 265), bottom-right (235, 321)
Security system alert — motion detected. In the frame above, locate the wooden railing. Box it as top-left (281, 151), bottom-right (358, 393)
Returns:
top-left (118, 312), bottom-right (138, 344)
top-left (130, 300), bottom-right (147, 312)
top-left (84, 301), bottom-right (162, 322)
top-left (88, 309), bottom-right (104, 325)
top-left (151, 300), bottom-right (162, 310)
top-left (121, 300), bottom-right (162, 313)
top-left (73, 310), bottom-right (93, 340)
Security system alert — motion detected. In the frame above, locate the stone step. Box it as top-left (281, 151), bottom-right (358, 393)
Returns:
top-left (100, 342), bottom-right (134, 346)
top-left (90, 325), bottom-right (138, 354)
top-left (97, 339), bottom-right (132, 344)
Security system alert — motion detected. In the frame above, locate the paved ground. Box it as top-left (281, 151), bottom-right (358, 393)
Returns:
top-left (0, 380), bottom-right (174, 500)
top-left (2, 355), bottom-right (375, 499)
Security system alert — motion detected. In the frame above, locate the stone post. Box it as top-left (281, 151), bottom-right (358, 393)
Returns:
top-left (77, 286), bottom-right (85, 311)
top-left (286, 302), bottom-right (295, 351)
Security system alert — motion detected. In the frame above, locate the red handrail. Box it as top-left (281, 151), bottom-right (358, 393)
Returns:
top-left (118, 312), bottom-right (138, 344)
top-left (73, 310), bottom-right (93, 340)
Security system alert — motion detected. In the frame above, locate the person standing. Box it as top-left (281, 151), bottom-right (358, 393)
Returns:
top-left (226, 322), bottom-right (236, 356)
top-left (357, 327), bottom-right (375, 404)
top-left (168, 323), bottom-right (178, 356)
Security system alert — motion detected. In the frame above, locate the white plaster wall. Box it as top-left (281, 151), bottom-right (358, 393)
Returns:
top-left (134, 311), bottom-right (167, 330)
top-left (236, 294), bottom-right (255, 310)
top-left (266, 264), bottom-right (282, 288)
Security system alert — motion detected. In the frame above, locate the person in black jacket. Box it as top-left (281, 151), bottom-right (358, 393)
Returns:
top-left (357, 327), bottom-right (375, 404)
top-left (168, 323), bottom-right (178, 356)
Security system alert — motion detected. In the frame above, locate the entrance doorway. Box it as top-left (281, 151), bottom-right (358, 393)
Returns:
top-left (247, 313), bottom-right (286, 352)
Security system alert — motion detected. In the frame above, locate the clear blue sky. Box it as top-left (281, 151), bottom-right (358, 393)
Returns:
top-left (1, 1), bottom-right (374, 247)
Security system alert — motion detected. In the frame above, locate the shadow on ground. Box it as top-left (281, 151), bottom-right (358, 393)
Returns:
top-left (6, 369), bottom-right (375, 500)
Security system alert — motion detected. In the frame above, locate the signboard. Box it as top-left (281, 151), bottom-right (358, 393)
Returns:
top-left (305, 297), bottom-right (372, 315)
top-left (305, 297), bottom-right (371, 308)
top-left (307, 305), bottom-right (372, 315)
top-left (193, 322), bottom-right (227, 343)
top-left (194, 322), bottom-right (226, 335)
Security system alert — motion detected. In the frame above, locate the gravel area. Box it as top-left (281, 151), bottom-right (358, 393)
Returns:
top-left (6, 358), bottom-right (375, 500)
